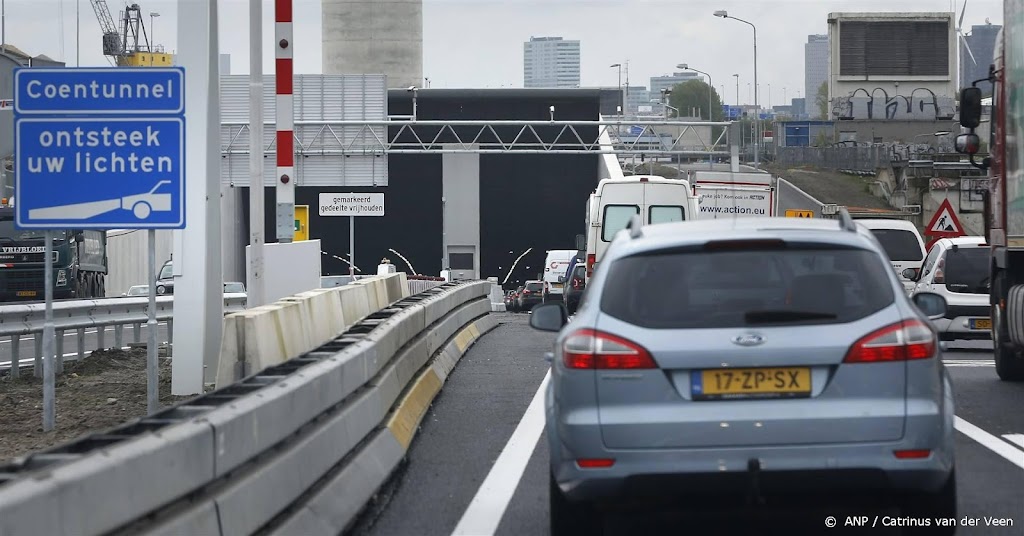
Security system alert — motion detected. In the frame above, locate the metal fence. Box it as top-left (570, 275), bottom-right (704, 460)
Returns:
top-left (0, 295), bottom-right (247, 377)
top-left (775, 145), bottom-right (888, 172)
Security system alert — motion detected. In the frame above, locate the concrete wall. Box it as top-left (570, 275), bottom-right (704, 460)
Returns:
top-left (827, 12), bottom-right (958, 121)
top-left (832, 120), bottom-right (958, 147)
top-left (322, 0), bottom-right (423, 89)
top-left (442, 148), bottom-right (480, 280)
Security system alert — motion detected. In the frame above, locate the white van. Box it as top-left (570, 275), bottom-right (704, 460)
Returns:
top-left (542, 249), bottom-right (576, 302)
top-left (856, 218), bottom-right (928, 295)
top-left (582, 175), bottom-right (699, 282)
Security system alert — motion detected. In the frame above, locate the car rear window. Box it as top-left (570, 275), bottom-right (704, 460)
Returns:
top-left (572, 265), bottom-right (585, 279)
top-left (525, 282), bottom-right (543, 291)
top-left (650, 205), bottom-right (685, 224)
top-left (603, 205), bottom-right (640, 241)
top-left (869, 229), bottom-right (923, 261)
top-left (944, 246), bottom-right (989, 294)
top-left (600, 247), bottom-right (895, 329)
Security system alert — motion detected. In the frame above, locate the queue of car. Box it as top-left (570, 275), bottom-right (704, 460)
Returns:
top-left (523, 177), bottom-right (986, 535)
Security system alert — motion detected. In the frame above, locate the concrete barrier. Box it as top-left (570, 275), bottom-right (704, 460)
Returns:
top-left (0, 280), bottom-right (492, 536)
top-left (270, 311), bottom-right (499, 535)
top-left (214, 273), bottom-right (406, 388)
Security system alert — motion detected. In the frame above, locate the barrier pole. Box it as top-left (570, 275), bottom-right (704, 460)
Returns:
top-left (147, 229), bottom-right (158, 413)
top-left (42, 230), bottom-right (54, 431)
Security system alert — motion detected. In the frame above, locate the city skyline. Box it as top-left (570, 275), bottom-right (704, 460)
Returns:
top-left (0, 0), bottom-right (1006, 109)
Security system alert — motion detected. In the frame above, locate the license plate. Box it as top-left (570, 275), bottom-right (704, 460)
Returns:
top-left (550, 283), bottom-right (563, 289)
top-left (970, 318), bottom-right (992, 330)
top-left (16, 290), bottom-right (36, 297)
top-left (692, 367), bottom-right (811, 400)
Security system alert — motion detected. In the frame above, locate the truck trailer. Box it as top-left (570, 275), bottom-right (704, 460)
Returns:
top-left (955, 0), bottom-right (1024, 381)
top-left (0, 206), bottom-right (108, 301)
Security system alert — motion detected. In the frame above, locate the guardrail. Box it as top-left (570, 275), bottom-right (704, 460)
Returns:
top-left (0, 280), bottom-right (495, 536)
top-left (0, 294), bottom-right (247, 376)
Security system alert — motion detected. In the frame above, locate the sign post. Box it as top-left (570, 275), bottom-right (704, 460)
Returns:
top-left (14, 67), bottom-right (186, 428)
top-left (319, 193), bottom-right (385, 278)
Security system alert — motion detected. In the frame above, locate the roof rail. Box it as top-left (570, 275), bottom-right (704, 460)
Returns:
top-left (626, 214), bottom-right (643, 239)
top-left (837, 207), bottom-right (857, 232)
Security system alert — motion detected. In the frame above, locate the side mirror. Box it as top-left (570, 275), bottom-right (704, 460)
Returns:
top-left (912, 292), bottom-right (948, 320)
top-left (901, 267), bottom-right (919, 281)
top-left (575, 234), bottom-right (586, 251)
top-left (959, 86), bottom-right (983, 129)
top-left (529, 303), bottom-right (568, 332)
top-left (120, 293), bottom-right (127, 297)
top-left (955, 133), bottom-right (981, 156)
top-left (73, 231), bottom-right (84, 242)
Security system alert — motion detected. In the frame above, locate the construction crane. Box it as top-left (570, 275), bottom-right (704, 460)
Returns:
top-left (89, 0), bottom-right (171, 67)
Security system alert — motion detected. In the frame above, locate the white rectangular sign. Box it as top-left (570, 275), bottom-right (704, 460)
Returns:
top-left (694, 185), bottom-right (773, 219)
top-left (319, 192), bottom-right (385, 217)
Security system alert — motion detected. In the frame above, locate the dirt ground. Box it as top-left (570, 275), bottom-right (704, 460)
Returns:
top-left (765, 164), bottom-right (893, 210)
top-left (0, 348), bottom-right (195, 463)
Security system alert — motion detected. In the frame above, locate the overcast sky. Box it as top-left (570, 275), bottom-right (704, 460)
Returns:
top-left (6, 0), bottom-right (1005, 107)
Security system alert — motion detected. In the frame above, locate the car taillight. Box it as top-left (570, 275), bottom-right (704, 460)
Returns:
top-left (586, 254), bottom-right (596, 277)
top-left (524, 289), bottom-right (532, 295)
top-left (572, 278), bottom-right (582, 290)
top-left (562, 329), bottom-right (657, 369)
top-left (843, 319), bottom-right (936, 363)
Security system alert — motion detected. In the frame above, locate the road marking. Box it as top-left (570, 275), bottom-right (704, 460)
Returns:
top-left (955, 416), bottom-right (1024, 470)
top-left (451, 369), bottom-right (550, 536)
top-left (1003, 434), bottom-right (1024, 450)
top-left (943, 359), bottom-right (995, 367)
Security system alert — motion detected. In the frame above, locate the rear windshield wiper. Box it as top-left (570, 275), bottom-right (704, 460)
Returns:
top-left (744, 310), bottom-right (839, 324)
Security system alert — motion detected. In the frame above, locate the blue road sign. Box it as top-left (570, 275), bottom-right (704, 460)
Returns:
top-left (14, 67), bottom-right (186, 230)
top-left (16, 118), bottom-right (185, 228)
top-left (15, 68), bottom-right (185, 115)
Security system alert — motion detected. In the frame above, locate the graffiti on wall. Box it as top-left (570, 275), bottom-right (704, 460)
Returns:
top-left (831, 87), bottom-right (955, 120)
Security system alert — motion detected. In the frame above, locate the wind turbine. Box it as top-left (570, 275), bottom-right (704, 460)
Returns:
top-left (957, 0), bottom-right (978, 75)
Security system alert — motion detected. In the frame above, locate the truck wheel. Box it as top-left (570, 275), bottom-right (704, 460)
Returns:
top-left (994, 305), bottom-right (1024, 381)
top-left (1006, 284), bottom-right (1024, 346)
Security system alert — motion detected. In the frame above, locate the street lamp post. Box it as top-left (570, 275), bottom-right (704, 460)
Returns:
top-left (678, 64), bottom-right (713, 121)
top-left (733, 74), bottom-right (739, 107)
top-left (715, 10), bottom-right (759, 168)
top-left (678, 64), bottom-right (715, 169)
top-left (610, 63), bottom-right (622, 115)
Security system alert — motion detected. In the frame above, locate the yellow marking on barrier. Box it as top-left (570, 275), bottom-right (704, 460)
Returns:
top-left (454, 327), bottom-right (475, 353)
top-left (785, 209), bottom-right (815, 218)
top-left (387, 368), bottom-right (443, 450)
top-left (468, 323), bottom-right (481, 339)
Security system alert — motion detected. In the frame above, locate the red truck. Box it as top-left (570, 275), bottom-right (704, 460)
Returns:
top-left (956, 0), bottom-right (1024, 381)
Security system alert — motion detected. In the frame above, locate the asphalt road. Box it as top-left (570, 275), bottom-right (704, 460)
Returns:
top-left (354, 314), bottom-right (1024, 536)
top-left (0, 322), bottom-right (170, 372)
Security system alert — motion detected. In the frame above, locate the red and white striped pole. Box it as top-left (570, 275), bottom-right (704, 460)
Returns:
top-left (275, 0), bottom-right (295, 242)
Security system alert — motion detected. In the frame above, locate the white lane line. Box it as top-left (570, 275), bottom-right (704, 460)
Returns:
top-left (1003, 434), bottom-right (1024, 450)
top-left (943, 360), bottom-right (995, 367)
top-left (955, 416), bottom-right (1024, 470)
top-left (451, 370), bottom-right (551, 536)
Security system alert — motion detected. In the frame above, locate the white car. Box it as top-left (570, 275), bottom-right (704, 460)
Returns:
top-left (908, 236), bottom-right (991, 341)
top-left (857, 218), bottom-right (927, 295)
top-left (122, 285), bottom-right (148, 297)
